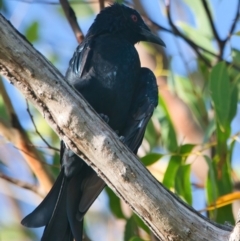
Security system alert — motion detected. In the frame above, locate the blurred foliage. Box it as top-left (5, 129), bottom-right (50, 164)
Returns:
top-left (0, 224), bottom-right (37, 240)
top-left (0, 0), bottom-right (240, 241)
top-left (25, 21), bottom-right (39, 43)
top-left (58, 0), bottom-right (94, 18)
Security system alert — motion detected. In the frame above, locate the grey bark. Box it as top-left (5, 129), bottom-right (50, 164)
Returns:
top-left (0, 13), bottom-right (234, 241)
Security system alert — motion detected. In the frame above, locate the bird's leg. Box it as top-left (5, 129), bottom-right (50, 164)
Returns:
top-left (99, 113), bottom-right (109, 123)
top-left (115, 130), bottom-right (125, 143)
top-left (119, 136), bottom-right (125, 143)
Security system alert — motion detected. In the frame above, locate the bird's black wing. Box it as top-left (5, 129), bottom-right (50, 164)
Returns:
top-left (122, 68), bottom-right (158, 154)
top-left (66, 38), bottom-right (93, 86)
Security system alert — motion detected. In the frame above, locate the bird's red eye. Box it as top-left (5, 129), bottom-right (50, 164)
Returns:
top-left (131, 14), bottom-right (138, 22)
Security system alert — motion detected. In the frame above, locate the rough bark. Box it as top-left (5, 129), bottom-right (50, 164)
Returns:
top-left (0, 13), bottom-right (233, 241)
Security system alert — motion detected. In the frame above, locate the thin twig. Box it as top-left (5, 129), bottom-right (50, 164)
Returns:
top-left (192, 182), bottom-right (205, 189)
top-left (59, 0), bottom-right (84, 43)
top-left (27, 143), bottom-right (60, 151)
top-left (165, 1), bottom-right (212, 67)
top-left (0, 172), bottom-right (44, 197)
top-left (26, 100), bottom-right (60, 152)
top-left (223, 0), bottom-right (240, 45)
top-left (0, 78), bottom-right (54, 192)
top-left (99, 0), bottom-right (104, 10)
top-left (13, 146), bottom-right (60, 168)
top-left (201, 0), bottom-right (222, 52)
top-left (9, 0), bottom-right (99, 4)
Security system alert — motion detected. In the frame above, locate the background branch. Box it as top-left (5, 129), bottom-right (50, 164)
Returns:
top-left (0, 172), bottom-right (44, 197)
top-left (0, 79), bottom-right (54, 193)
top-left (59, 0), bottom-right (84, 43)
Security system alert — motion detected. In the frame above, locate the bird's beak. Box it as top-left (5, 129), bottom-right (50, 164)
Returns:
top-left (139, 27), bottom-right (166, 47)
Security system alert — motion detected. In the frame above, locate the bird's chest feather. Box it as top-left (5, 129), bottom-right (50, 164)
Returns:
top-left (93, 38), bottom-right (140, 92)
top-left (89, 39), bottom-right (141, 128)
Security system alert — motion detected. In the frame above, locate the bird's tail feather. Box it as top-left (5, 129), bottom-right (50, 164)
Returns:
top-left (41, 175), bottom-right (73, 241)
top-left (21, 165), bottom-right (105, 241)
top-left (21, 170), bottom-right (65, 228)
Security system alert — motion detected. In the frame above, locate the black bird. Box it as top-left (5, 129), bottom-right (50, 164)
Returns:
top-left (21, 3), bottom-right (165, 241)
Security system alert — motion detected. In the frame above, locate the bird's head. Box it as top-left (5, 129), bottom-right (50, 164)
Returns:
top-left (86, 3), bottom-right (165, 46)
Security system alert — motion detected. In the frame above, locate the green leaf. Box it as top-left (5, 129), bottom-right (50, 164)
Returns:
top-left (217, 158), bottom-right (232, 196)
top-left (105, 187), bottom-right (125, 219)
top-left (177, 22), bottom-right (215, 54)
top-left (162, 155), bottom-right (181, 189)
top-left (198, 59), bottom-right (210, 82)
top-left (175, 164), bottom-right (192, 204)
top-left (205, 156), bottom-right (234, 224)
top-left (0, 224), bottom-right (36, 240)
top-left (133, 214), bottom-right (150, 234)
top-left (203, 119), bottom-right (216, 143)
top-left (229, 84), bottom-right (238, 122)
top-left (144, 119), bottom-right (159, 149)
top-left (182, 0), bottom-right (213, 37)
top-left (0, 84), bottom-right (9, 121)
top-left (58, 0), bottom-right (94, 18)
top-left (215, 157), bottom-right (234, 224)
top-left (234, 31), bottom-right (240, 36)
top-left (173, 75), bottom-right (208, 129)
top-left (25, 21), bottom-right (39, 43)
top-left (209, 62), bottom-right (230, 129)
top-left (158, 96), bottom-right (178, 152)
top-left (205, 155), bottom-right (218, 205)
top-left (0, 0), bottom-right (8, 13)
top-left (124, 215), bottom-right (138, 241)
top-left (229, 49), bottom-right (240, 79)
top-left (50, 152), bottom-right (61, 178)
top-left (141, 153), bottom-right (162, 166)
top-left (129, 237), bottom-right (145, 241)
top-left (179, 144), bottom-right (195, 155)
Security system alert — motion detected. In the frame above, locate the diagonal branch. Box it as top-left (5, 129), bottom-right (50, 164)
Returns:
top-left (0, 13), bottom-right (233, 241)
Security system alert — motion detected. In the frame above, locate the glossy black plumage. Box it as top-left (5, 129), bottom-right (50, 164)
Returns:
top-left (21, 3), bottom-right (164, 241)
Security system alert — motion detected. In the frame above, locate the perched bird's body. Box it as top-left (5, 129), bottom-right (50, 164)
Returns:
top-left (22, 4), bottom-right (165, 241)
top-left (67, 35), bottom-right (140, 133)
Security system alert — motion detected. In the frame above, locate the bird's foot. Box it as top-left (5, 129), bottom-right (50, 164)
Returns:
top-left (119, 136), bottom-right (125, 143)
top-left (99, 113), bottom-right (109, 123)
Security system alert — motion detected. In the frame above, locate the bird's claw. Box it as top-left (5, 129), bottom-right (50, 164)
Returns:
top-left (99, 113), bottom-right (109, 123)
top-left (119, 136), bottom-right (125, 143)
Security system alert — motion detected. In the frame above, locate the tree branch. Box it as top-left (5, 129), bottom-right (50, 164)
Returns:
top-left (0, 78), bottom-right (54, 193)
top-left (0, 172), bottom-right (44, 197)
top-left (99, 0), bottom-right (105, 10)
top-left (0, 13), bottom-right (233, 241)
top-left (201, 0), bottom-right (223, 53)
top-left (59, 0), bottom-right (84, 43)
top-left (223, 0), bottom-right (240, 45)
top-left (26, 100), bottom-right (60, 152)
top-left (229, 209), bottom-right (240, 241)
